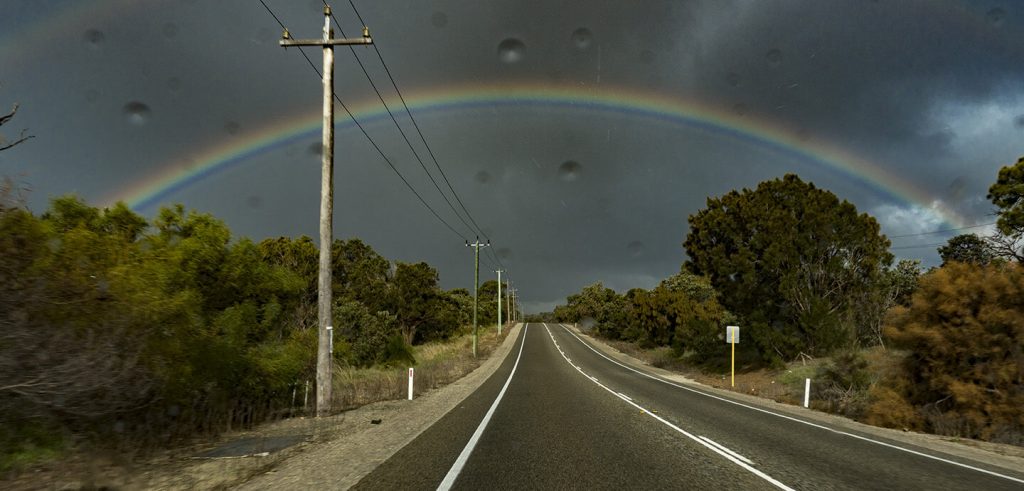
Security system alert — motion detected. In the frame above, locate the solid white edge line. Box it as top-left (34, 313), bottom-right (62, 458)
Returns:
top-left (437, 324), bottom-right (530, 491)
top-left (556, 324), bottom-right (1024, 485)
top-left (542, 324), bottom-right (794, 491)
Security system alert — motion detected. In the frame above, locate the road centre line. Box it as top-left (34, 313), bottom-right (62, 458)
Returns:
top-left (699, 435), bottom-right (754, 465)
top-left (437, 324), bottom-right (530, 491)
top-left (542, 324), bottom-right (793, 491)
top-left (557, 324), bottom-right (1024, 485)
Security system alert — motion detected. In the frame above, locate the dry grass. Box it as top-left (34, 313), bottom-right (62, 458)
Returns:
top-left (599, 338), bottom-right (905, 409)
top-left (331, 325), bottom-right (510, 411)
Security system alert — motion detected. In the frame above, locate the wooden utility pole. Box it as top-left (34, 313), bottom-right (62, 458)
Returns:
top-left (466, 237), bottom-right (490, 357)
top-left (506, 281), bottom-right (512, 324)
top-left (280, 6), bottom-right (372, 418)
top-left (511, 288), bottom-right (518, 322)
top-left (495, 269), bottom-right (504, 335)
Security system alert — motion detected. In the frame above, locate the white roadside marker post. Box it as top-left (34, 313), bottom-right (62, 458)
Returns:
top-left (804, 378), bottom-right (811, 408)
top-left (408, 367), bottom-right (414, 401)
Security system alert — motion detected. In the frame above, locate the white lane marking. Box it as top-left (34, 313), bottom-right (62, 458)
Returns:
top-left (437, 324), bottom-right (530, 491)
top-left (617, 392), bottom-right (633, 402)
top-left (542, 324), bottom-right (793, 491)
top-left (699, 436), bottom-right (754, 465)
top-left (556, 324), bottom-right (1024, 485)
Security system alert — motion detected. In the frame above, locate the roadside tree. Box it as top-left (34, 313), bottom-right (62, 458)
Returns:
top-left (684, 174), bottom-right (892, 365)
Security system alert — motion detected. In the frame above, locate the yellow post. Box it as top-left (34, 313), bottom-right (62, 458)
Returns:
top-left (731, 331), bottom-right (735, 387)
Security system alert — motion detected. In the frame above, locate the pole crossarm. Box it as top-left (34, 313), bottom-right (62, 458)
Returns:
top-left (280, 37), bottom-right (372, 47)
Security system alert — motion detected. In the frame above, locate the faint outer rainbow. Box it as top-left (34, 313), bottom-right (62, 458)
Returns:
top-left (107, 83), bottom-right (966, 228)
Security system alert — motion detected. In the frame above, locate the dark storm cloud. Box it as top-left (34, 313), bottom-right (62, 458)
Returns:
top-left (681, 1), bottom-right (1024, 209)
top-left (2, 0), bottom-right (1023, 310)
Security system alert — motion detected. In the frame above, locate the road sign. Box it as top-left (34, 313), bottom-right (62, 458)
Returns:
top-left (726, 325), bottom-right (739, 388)
top-left (726, 325), bottom-right (739, 344)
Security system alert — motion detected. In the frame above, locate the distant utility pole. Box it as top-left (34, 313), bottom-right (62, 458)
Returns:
top-left (509, 288), bottom-right (517, 323)
top-left (466, 237), bottom-right (490, 357)
top-left (279, 6), bottom-right (372, 418)
top-left (506, 281), bottom-right (512, 324)
top-left (514, 289), bottom-right (519, 322)
top-left (495, 269), bottom-right (505, 336)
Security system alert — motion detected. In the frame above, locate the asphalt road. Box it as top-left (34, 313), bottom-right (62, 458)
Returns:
top-left (353, 323), bottom-right (1024, 490)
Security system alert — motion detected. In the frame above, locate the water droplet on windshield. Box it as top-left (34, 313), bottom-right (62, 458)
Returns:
top-left (166, 77), bottom-right (182, 92)
top-left (224, 121), bottom-right (240, 135)
top-left (987, 7), bottom-right (1006, 27)
top-left (84, 29), bottom-right (105, 47)
top-left (558, 161), bottom-right (582, 182)
top-left (246, 195), bottom-right (262, 209)
top-left (726, 72), bottom-right (741, 87)
top-left (431, 12), bottom-right (448, 28)
top-left (309, 141), bottom-right (323, 156)
top-left (498, 38), bottom-right (526, 63)
top-left (162, 22), bottom-right (178, 38)
top-left (765, 48), bottom-right (782, 67)
top-left (474, 170), bottom-right (491, 183)
top-left (497, 247), bottom-right (513, 260)
top-left (85, 90), bottom-right (100, 103)
top-left (732, 103), bottom-right (749, 116)
top-left (946, 176), bottom-right (967, 201)
top-left (1014, 115), bottom-right (1024, 128)
top-left (122, 101), bottom-right (151, 125)
top-left (639, 50), bottom-right (655, 64)
top-left (571, 28), bottom-right (592, 49)
top-left (627, 241), bottom-right (645, 257)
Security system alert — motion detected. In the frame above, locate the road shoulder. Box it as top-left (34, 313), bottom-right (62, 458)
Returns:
top-left (236, 323), bottom-right (525, 490)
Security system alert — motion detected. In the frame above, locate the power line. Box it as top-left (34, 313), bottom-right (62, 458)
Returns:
top-left (337, 0), bottom-right (506, 268)
top-left (258, 0), bottom-right (469, 241)
top-left (321, 1), bottom-right (478, 240)
top-left (887, 222), bottom-right (996, 239)
top-left (890, 242), bottom-right (947, 251)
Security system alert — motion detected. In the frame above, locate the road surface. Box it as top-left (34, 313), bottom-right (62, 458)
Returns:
top-left (353, 323), bottom-right (1024, 490)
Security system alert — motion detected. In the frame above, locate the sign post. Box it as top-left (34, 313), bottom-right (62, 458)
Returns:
top-left (726, 326), bottom-right (739, 387)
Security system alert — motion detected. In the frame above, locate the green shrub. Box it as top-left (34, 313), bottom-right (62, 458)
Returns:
top-left (382, 335), bottom-right (416, 367)
top-left (814, 351), bottom-right (872, 418)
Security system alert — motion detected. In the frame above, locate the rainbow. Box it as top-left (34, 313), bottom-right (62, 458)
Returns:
top-left (104, 83), bottom-right (967, 228)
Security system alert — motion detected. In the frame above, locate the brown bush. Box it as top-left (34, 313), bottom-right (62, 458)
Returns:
top-left (862, 385), bottom-right (921, 431)
top-left (883, 262), bottom-right (1024, 444)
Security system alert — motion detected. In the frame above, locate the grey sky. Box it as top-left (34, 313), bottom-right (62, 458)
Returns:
top-left (2, 0), bottom-right (1023, 312)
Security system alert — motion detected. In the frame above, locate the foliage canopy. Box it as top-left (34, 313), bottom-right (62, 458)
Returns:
top-left (684, 174), bottom-right (893, 364)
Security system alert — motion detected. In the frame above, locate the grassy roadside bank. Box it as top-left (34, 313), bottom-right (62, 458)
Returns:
top-left (2, 324), bottom-right (513, 489)
top-left (334, 324), bottom-right (510, 410)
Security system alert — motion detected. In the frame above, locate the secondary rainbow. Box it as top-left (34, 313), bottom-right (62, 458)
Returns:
top-left (107, 83), bottom-right (966, 228)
